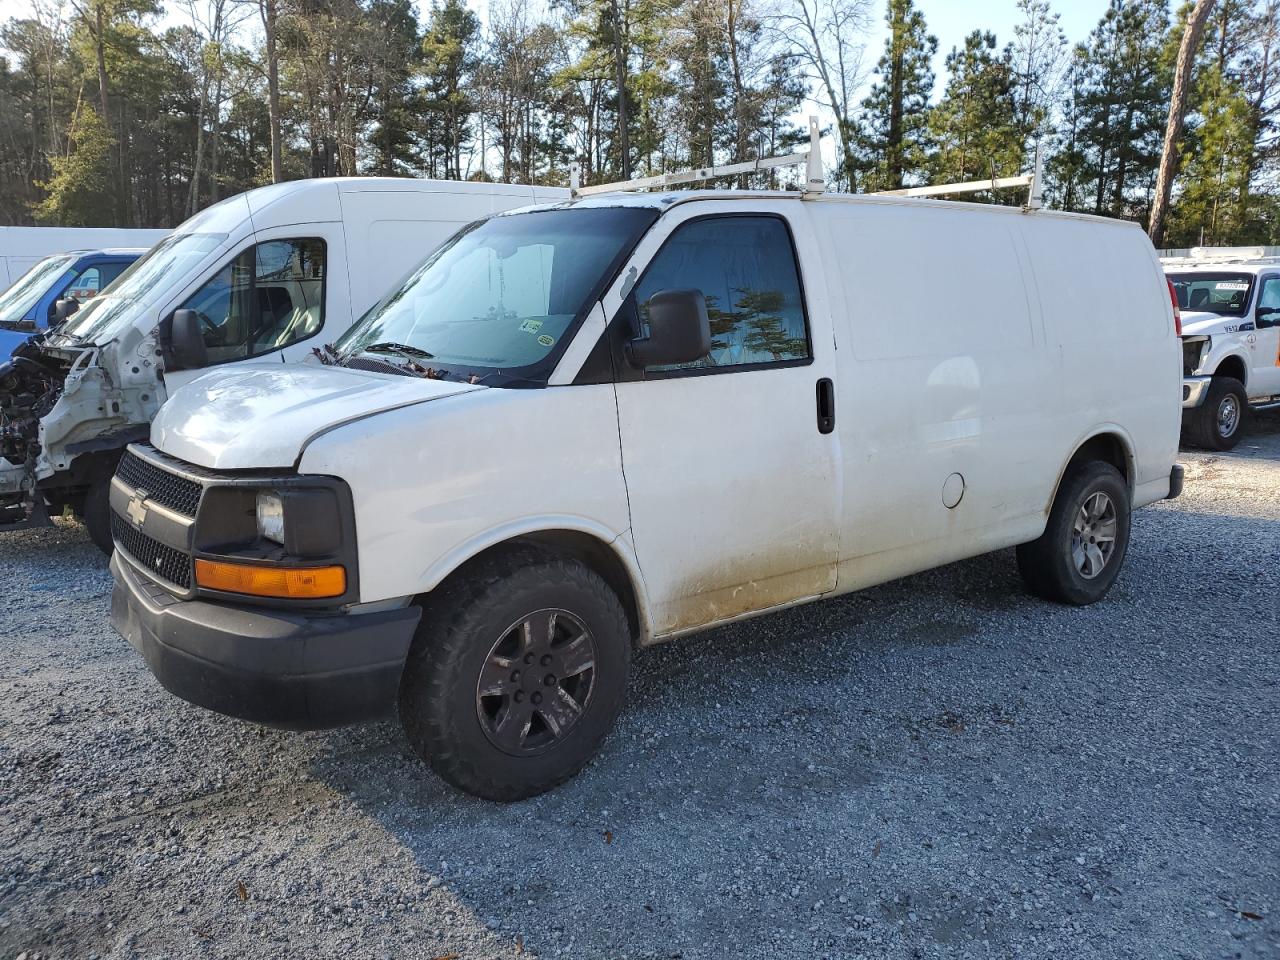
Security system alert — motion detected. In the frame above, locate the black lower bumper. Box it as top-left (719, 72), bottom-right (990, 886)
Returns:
top-left (1167, 464), bottom-right (1185, 500)
top-left (111, 553), bottom-right (421, 730)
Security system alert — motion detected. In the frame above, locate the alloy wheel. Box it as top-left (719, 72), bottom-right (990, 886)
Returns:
top-left (475, 608), bottom-right (597, 756)
top-left (1072, 491), bottom-right (1118, 580)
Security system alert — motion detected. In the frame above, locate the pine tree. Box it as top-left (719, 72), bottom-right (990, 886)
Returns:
top-left (421, 0), bottom-right (480, 179)
top-left (852, 0), bottom-right (937, 192)
top-left (1070, 0), bottom-right (1171, 220)
top-left (927, 30), bottom-right (1022, 188)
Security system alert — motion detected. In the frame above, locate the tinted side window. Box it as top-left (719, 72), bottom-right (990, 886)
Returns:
top-left (175, 238), bottom-right (326, 364)
top-left (634, 216), bottom-right (809, 373)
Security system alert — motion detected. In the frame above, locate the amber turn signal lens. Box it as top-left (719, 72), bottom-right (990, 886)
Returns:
top-left (194, 559), bottom-right (346, 599)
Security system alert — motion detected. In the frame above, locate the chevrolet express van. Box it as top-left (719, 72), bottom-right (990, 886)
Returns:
top-left (110, 190), bottom-right (1184, 800)
top-left (0, 177), bottom-right (565, 548)
top-left (0, 248), bottom-right (148, 359)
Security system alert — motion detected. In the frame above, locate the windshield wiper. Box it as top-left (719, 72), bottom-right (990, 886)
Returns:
top-left (359, 342), bottom-right (436, 361)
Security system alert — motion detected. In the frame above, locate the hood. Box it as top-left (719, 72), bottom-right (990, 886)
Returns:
top-left (151, 363), bottom-right (481, 469)
top-left (1180, 311), bottom-right (1252, 337)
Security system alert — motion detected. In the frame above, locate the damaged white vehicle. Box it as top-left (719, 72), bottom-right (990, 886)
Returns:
top-left (1166, 247), bottom-right (1280, 450)
top-left (0, 177), bottom-right (565, 549)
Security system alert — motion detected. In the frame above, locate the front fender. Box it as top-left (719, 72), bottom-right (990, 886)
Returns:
top-left (417, 519), bottom-right (654, 643)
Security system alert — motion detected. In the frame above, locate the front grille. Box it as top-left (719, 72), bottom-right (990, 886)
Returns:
top-left (111, 513), bottom-right (192, 589)
top-left (116, 449), bottom-right (203, 517)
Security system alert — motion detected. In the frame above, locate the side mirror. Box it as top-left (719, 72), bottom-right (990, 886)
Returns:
top-left (1257, 306), bottom-right (1280, 327)
top-left (626, 289), bottom-right (712, 369)
top-left (52, 298), bottom-right (80, 323)
top-left (159, 309), bottom-right (210, 371)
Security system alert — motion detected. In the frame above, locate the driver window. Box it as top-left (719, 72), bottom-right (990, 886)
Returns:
top-left (1257, 278), bottom-right (1280, 324)
top-left (632, 215), bottom-right (810, 374)
top-left (174, 238), bottom-right (326, 364)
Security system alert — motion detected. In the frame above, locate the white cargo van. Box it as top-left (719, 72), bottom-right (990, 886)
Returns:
top-left (109, 188), bottom-right (1183, 800)
top-left (0, 177), bottom-right (565, 549)
top-left (0, 226), bottom-right (169, 289)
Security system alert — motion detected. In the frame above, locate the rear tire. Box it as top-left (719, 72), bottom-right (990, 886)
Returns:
top-left (82, 476), bottom-right (113, 555)
top-left (1017, 461), bottom-right (1131, 606)
top-left (1185, 376), bottom-right (1248, 451)
top-left (398, 546), bottom-right (631, 801)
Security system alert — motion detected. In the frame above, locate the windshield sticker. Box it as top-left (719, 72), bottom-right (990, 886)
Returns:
top-left (1215, 282), bottom-right (1249, 291)
top-left (519, 318), bottom-right (544, 334)
top-left (537, 334), bottom-right (555, 347)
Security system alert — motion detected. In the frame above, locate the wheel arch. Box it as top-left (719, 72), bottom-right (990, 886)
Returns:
top-left (1212, 352), bottom-right (1248, 387)
top-left (1045, 427), bottom-right (1136, 515)
top-left (417, 520), bottom-right (653, 646)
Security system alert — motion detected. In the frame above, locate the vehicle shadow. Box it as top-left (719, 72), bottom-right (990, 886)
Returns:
top-left (307, 506), bottom-right (1280, 959)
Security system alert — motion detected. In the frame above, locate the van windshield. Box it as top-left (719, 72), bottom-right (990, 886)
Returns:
top-left (0, 254), bottom-right (75, 329)
top-left (1167, 272), bottom-right (1254, 316)
top-left (335, 207), bottom-right (657, 383)
top-left (59, 232), bottom-right (228, 344)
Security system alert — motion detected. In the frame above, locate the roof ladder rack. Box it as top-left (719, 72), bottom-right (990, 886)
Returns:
top-left (870, 145), bottom-right (1045, 211)
top-left (569, 116), bottom-right (825, 199)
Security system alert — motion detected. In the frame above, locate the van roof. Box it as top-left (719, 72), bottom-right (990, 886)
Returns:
top-left (505, 188), bottom-right (1144, 229)
top-left (236, 176), bottom-right (564, 204)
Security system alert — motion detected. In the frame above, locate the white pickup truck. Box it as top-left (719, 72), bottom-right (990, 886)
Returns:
top-left (110, 188), bottom-right (1183, 800)
top-left (1165, 248), bottom-right (1280, 449)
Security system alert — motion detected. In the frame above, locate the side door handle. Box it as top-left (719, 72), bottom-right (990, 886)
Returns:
top-left (816, 378), bottom-right (835, 434)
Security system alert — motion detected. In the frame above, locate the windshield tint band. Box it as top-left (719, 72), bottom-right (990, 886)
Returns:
top-left (335, 207), bottom-right (660, 386)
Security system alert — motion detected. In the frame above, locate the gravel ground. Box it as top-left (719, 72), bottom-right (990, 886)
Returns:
top-left (2, 413), bottom-right (1278, 960)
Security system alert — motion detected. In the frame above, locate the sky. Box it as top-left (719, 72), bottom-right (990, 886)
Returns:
top-left (895, 0), bottom-right (1113, 95)
top-left (0, 0), bottom-right (1117, 72)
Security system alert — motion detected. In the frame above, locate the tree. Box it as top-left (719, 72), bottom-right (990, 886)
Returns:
top-left (1067, 0), bottom-right (1171, 220)
top-left (767, 0), bottom-right (872, 189)
top-left (421, 0), bottom-right (480, 179)
top-left (1010, 0), bottom-right (1067, 160)
top-left (852, 0), bottom-right (936, 191)
top-left (928, 30), bottom-right (1022, 187)
top-left (1150, 0), bottom-right (1216, 246)
top-left (33, 103), bottom-right (116, 225)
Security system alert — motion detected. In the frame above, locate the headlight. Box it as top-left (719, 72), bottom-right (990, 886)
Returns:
top-left (256, 491), bottom-right (285, 545)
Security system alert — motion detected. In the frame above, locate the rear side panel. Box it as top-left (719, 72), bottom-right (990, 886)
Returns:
top-left (813, 200), bottom-right (1059, 592)
top-left (1018, 215), bottom-right (1180, 506)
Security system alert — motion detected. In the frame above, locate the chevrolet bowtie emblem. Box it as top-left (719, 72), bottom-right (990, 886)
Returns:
top-left (126, 490), bottom-right (149, 527)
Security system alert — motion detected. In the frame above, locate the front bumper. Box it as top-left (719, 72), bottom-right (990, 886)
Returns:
top-left (111, 552), bottom-right (421, 730)
top-left (1182, 376), bottom-right (1212, 409)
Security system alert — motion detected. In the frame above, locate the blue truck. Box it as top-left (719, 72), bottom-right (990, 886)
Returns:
top-left (0, 249), bottom-right (148, 358)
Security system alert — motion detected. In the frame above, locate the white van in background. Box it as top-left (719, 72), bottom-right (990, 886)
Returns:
top-left (0, 226), bottom-right (169, 289)
top-left (109, 188), bottom-right (1184, 801)
top-left (0, 177), bottom-right (566, 549)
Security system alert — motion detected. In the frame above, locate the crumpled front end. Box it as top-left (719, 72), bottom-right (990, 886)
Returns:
top-left (0, 340), bottom-right (68, 527)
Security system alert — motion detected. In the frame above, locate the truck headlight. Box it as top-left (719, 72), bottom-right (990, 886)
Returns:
top-left (256, 491), bottom-right (286, 545)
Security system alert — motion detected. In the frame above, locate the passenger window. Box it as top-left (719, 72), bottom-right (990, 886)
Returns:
top-left (633, 216), bottom-right (809, 372)
top-left (174, 238), bottom-right (326, 364)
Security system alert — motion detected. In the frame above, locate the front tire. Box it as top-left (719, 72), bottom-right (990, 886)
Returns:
top-left (1017, 461), bottom-right (1131, 606)
top-left (398, 546), bottom-right (631, 801)
top-left (1185, 376), bottom-right (1248, 451)
top-left (82, 476), bottom-right (113, 555)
